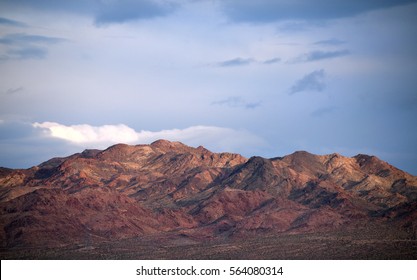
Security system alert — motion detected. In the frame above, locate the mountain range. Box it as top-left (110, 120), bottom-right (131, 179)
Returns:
top-left (1, 140), bottom-right (416, 259)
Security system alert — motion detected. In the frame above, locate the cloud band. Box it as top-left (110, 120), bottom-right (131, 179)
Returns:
top-left (32, 121), bottom-right (264, 152)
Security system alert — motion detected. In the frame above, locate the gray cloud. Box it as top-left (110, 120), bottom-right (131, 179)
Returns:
top-left (292, 49), bottom-right (350, 63)
top-left (0, 0), bottom-right (179, 26)
top-left (6, 47), bottom-right (48, 60)
top-left (0, 47), bottom-right (48, 61)
top-left (212, 96), bottom-right (261, 109)
top-left (0, 120), bottom-right (80, 168)
top-left (215, 57), bottom-right (280, 67)
top-left (221, 0), bottom-right (417, 23)
top-left (263, 57), bottom-right (281, 64)
top-left (314, 38), bottom-right (346, 46)
top-left (0, 17), bottom-right (28, 27)
top-left (0, 120), bottom-right (36, 140)
top-left (290, 69), bottom-right (326, 95)
top-left (4, 87), bottom-right (24, 95)
top-left (311, 106), bottom-right (336, 117)
top-left (94, 0), bottom-right (177, 26)
top-left (0, 33), bottom-right (66, 61)
top-left (0, 0), bottom-right (96, 13)
top-left (216, 57), bottom-right (254, 67)
top-left (0, 33), bottom-right (66, 45)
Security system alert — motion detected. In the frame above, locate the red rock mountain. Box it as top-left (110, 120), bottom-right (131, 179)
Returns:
top-left (1, 140), bottom-right (416, 250)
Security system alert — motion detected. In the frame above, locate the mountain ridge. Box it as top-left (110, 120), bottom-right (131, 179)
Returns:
top-left (1, 140), bottom-right (416, 258)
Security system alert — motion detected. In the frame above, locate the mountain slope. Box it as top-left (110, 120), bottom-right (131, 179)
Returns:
top-left (1, 140), bottom-right (416, 253)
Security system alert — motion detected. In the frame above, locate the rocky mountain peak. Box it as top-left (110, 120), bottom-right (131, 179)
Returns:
top-left (150, 139), bottom-right (189, 151)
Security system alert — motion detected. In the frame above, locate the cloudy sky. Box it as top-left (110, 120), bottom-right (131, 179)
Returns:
top-left (0, 0), bottom-right (416, 175)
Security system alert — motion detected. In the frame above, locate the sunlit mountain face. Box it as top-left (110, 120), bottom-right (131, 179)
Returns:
top-left (1, 140), bottom-right (416, 259)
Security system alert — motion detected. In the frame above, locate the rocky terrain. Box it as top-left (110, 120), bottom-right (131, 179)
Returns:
top-left (1, 140), bottom-right (416, 259)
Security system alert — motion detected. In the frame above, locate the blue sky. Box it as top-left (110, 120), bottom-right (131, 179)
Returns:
top-left (0, 0), bottom-right (416, 175)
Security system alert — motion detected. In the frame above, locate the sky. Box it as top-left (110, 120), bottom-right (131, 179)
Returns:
top-left (0, 0), bottom-right (416, 175)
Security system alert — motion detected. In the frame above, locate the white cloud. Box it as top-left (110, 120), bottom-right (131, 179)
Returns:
top-left (32, 122), bottom-right (265, 153)
top-left (33, 122), bottom-right (139, 144)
